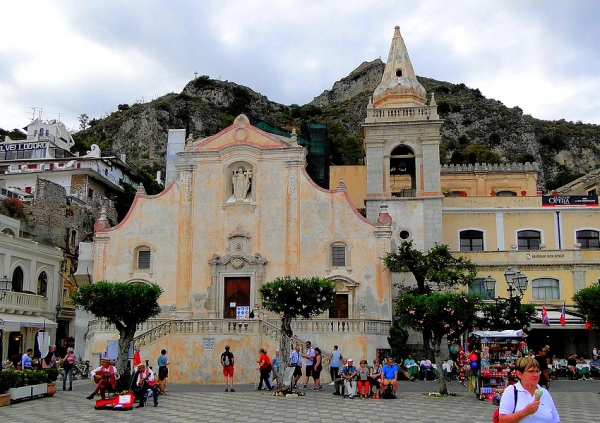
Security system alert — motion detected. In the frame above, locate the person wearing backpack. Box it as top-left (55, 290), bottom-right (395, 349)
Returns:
top-left (497, 356), bottom-right (560, 422)
top-left (221, 345), bottom-right (235, 392)
top-left (256, 348), bottom-right (274, 390)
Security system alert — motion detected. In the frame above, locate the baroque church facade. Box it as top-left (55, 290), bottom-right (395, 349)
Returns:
top-left (86, 27), bottom-right (599, 383)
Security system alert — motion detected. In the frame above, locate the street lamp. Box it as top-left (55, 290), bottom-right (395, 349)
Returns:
top-left (0, 276), bottom-right (12, 300)
top-left (484, 268), bottom-right (529, 329)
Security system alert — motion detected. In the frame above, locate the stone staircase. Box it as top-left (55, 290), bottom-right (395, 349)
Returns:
top-left (133, 318), bottom-right (331, 363)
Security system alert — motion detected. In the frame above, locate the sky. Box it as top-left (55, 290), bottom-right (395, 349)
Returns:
top-left (1, 0), bottom-right (600, 133)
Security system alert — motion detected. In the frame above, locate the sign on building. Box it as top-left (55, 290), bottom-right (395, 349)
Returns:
top-left (542, 195), bottom-right (598, 207)
top-left (236, 306), bottom-right (250, 320)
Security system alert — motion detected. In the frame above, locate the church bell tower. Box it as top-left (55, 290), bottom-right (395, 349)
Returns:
top-left (363, 26), bottom-right (444, 251)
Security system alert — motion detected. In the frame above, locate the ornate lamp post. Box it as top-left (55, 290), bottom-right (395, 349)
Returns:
top-left (484, 268), bottom-right (529, 329)
top-left (0, 276), bottom-right (12, 300)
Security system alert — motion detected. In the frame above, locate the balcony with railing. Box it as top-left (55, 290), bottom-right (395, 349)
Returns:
top-left (0, 291), bottom-right (48, 315)
top-left (365, 104), bottom-right (439, 123)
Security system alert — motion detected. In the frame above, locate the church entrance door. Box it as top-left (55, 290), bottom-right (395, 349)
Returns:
top-left (329, 294), bottom-right (349, 318)
top-left (224, 277), bottom-right (251, 318)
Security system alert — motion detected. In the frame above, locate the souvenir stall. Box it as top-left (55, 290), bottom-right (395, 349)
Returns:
top-left (468, 330), bottom-right (528, 401)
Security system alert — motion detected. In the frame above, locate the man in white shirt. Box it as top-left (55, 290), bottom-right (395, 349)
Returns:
top-left (133, 363), bottom-right (158, 407)
top-left (301, 341), bottom-right (315, 389)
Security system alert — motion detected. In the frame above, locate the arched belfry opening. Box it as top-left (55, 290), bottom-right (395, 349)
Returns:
top-left (389, 145), bottom-right (416, 197)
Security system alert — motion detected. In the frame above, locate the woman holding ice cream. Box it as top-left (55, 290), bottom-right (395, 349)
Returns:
top-left (498, 357), bottom-right (560, 422)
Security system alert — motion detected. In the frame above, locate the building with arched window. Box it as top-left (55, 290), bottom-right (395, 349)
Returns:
top-left (0, 214), bottom-right (62, 367)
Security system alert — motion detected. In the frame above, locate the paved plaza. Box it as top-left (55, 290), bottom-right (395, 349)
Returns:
top-left (1, 379), bottom-right (599, 422)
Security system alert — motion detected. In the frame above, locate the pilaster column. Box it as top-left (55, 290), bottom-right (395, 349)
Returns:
top-left (175, 163), bottom-right (196, 317)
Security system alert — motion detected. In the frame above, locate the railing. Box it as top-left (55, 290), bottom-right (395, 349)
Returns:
top-left (100, 318), bottom-right (392, 352)
top-left (366, 105), bottom-right (437, 122)
top-left (391, 188), bottom-right (416, 198)
top-left (0, 291), bottom-right (47, 314)
top-left (133, 319), bottom-right (261, 348)
top-left (284, 318), bottom-right (391, 334)
top-left (88, 318), bottom-right (171, 334)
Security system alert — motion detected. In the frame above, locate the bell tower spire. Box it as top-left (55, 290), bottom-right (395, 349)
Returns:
top-left (372, 26), bottom-right (427, 108)
top-left (362, 26), bottom-right (443, 251)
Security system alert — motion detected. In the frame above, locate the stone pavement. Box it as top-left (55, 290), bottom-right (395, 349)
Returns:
top-left (1, 379), bottom-right (599, 422)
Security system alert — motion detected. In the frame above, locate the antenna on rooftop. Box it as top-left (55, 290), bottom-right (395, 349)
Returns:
top-left (29, 106), bottom-right (41, 121)
top-left (58, 113), bottom-right (65, 122)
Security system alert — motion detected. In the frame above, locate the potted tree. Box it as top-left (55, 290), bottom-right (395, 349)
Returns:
top-left (44, 368), bottom-right (59, 396)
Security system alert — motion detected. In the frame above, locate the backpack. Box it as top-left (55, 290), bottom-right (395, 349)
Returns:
top-left (492, 385), bottom-right (518, 423)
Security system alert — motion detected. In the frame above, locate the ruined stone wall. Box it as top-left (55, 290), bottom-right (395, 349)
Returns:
top-left (29, 178), bottom-right (112, 251)
top-left (71, 174), bottom-right (118, 223)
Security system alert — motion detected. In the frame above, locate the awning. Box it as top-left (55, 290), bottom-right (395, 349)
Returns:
top-left (470, 330), bottom-right (527, 338)
top-left (531, 309), bottom-right (586, 329)
top-left (0, 313), bottom-right (57, 331)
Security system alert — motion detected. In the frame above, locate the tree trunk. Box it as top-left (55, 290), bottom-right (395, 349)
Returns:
top-left (116, 325), bottom-right (136, 375)
top-left (279, 314), bottom-right (293, 389)
top-left (432, 336), bottom-right (448, 395)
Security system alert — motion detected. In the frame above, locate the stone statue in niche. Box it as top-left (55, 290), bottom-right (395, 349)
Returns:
top-left (231, 165), bottom-right (252, 201)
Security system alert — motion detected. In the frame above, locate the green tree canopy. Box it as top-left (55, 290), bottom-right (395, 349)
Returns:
top-left (573, 285), bottom-right (600, 329)
top-left (259, 276), bottom-right (336, 385)
top-left (383, 240), bottom-right (477, 293)
top-left (72, 281), bottom-right (162, 373)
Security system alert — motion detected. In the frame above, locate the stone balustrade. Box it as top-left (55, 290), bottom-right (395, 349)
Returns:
top-left (366, 105), bottom-right (438, 122)
top-left (266, 318), bottom-right (391, 334)
top-left (88, 318), bottom-right (171, 334)
top-left (88, 318), bottom-right (392, 356)
top-left (0, 291), bottom-right (47, 314)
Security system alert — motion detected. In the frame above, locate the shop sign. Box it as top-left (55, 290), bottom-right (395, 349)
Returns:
top-left (0, 142), bottom-right (47, 151)
top-left (542, 195), bottom-right (598, 207)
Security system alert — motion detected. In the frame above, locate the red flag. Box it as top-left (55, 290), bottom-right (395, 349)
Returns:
top-left (559, 301), bottom-right (566, 326)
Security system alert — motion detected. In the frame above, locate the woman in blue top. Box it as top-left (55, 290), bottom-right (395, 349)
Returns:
top-left (271, 349), bottom-right (280, 389)
top-left (157, 349), bottom-right (170, 393)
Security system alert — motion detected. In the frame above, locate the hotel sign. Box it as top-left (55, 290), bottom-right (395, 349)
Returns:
top-left (0, 142), bottom-right (47, 151)
top-left (542, 195), bottom-right (598, 207)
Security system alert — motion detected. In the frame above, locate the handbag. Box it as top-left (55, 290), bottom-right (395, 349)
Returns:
top-left (492, 386), bottom-right (518, 423)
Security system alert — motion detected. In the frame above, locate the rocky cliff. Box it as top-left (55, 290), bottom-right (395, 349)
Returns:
top-left (72, 61), bottom-right (600, 191)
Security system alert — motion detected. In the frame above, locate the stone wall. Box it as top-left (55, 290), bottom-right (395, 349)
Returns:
top-left (29, 178), bottom-right (115, 251)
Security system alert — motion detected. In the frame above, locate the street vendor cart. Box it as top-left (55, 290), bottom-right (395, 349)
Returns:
top-left (469, 330), bottom-right (528, 401)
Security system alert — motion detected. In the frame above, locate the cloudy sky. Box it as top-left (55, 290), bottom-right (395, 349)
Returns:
top-left (1, 1), bottom-right (599, 133)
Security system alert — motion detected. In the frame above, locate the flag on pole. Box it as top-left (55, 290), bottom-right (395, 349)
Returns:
top-left (541, 306), bottom-right (550, 327)
top-left (559, 301), bottom-right (566, 326)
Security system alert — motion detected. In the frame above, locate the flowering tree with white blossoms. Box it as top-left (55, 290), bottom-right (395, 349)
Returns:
top-left (396, 291), bottom-right (480, 395)
top-left (259, 276), bottom-right (336, 387)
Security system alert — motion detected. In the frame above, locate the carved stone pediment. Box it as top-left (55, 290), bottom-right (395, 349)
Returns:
top-left (227, 224), bottom-right (251, 254)
top-left (209, 253), bottom-right (268, 268)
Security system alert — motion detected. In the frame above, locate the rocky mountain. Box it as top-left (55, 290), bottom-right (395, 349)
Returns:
top-left (71, 61), bottom-right (600, 191)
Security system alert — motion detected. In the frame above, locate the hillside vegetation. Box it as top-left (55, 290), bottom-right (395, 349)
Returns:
top-left (54, 61), bottom-right (600, 191)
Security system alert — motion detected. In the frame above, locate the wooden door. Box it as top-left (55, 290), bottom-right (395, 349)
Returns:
top-left (329, 294), bottom-right (349, 318)
top-left (223, 277), bottom-right (251, 318)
